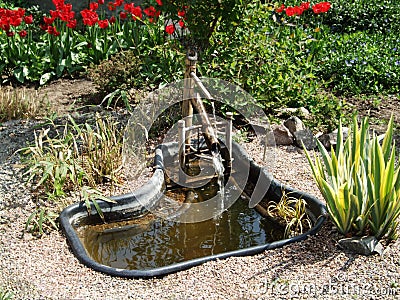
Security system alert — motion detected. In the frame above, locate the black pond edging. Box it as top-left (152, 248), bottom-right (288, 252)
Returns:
top-left (59, 142), bottom-right (327, 278)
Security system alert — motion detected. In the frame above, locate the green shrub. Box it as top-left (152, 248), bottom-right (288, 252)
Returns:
top-left (316, 31), bottom-right (400, 95)
top-left (305, 115), bottom-right (400, 239)
top-left (324, 0), bottom-right (400, 34)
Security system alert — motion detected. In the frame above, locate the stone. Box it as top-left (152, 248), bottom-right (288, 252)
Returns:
top-left (318, 127), bottom-right (350, 150)
top-left (272, 124), bottom-right (294, 145)
top-left (283, 116), bottom-right (305, 135)
top-left (338, 236), bottom-right (384, 256)
top-left (293, 128), bottom-right (316, 150)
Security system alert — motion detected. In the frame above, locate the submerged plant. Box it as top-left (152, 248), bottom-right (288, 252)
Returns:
top-left (305, 115), bottom-right (400, 239)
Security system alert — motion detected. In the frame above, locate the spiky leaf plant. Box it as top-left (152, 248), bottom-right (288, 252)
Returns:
top-left (305, 115), bottom-right (400, 239)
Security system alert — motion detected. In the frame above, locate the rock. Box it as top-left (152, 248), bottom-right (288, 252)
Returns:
top-left (293, 129), bottom-right (316, 150)
top-left (272, 124), bottom-right (293, 145)
top-left (318, 127), bottom-right (350, 150)
top-left (338, 236), bottom-right (384, 256)
top-left (318, 132), bottom-right (336, 149)
top-left (283, 116), bottom-right (305, 135)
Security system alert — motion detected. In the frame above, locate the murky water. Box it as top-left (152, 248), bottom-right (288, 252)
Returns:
top-left (76, 179), bottom-right (285, 270)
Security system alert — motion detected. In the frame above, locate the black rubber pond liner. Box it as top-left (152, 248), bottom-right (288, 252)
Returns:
top-left (60, 142), bottom-right (327, 278)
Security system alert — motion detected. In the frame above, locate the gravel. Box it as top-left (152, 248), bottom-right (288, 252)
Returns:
top-left (1, 120), bottom-right (400, 300)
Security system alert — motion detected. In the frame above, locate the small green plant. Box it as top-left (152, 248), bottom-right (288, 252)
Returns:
top-left (267, 190), bottom-right (312, 238)
top-left (25, 207), bottom-right (58, 236)
top-left (0, 288), bottom-right (13, 300)
top-left (305, 115), bottom-right (400, 239)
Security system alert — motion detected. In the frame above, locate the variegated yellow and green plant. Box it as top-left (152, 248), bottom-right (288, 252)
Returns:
top-left (305, 115), bottom-right (400, 239)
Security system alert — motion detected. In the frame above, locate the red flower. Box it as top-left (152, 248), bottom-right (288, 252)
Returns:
top-left (293, 5), bottom-right (304, 15)
top-left (312, 1), bottom-right (331, 14)
top-left (108, 2), bottom-right (116, 11)
top-left (64, 3), bottom-right (73, 12)
top-left (18, 29), bottom-right (27, 37)
top-left (177, 10), bottom-right (185, 17)
top-left (285, 5), bottom-right (303, 16)
top-left (156, 0), bottom-right (163, 5)
top-left (90, 2), bottom-right (99, 11)
top-left (131, 6), bottom-right (142, 20)
top-left (178, 19), bottom-right (185, 28)
top-left (59, 10), bottom-right (75, 22)
top-left (52, 0), bottom-right (66, 11)
top-left (285, 7), bottom-right (295, 17)
top-left (98, 19), bottom-right (109, 28)
top-left (109, 16), bottom-right (116, 23)
top-left (67, 19), bottom-right (77, 28)
top-left (165, 24), bottom-right (175, 34)
top-left (98, 0), bottom-right (105, 4)
top-left (300, 2), bottom-right (310, 10)
top-left (9, 17), bottom-right (22, 27)
top-left (16, 8), bottom-right (25, 18)
top-left (24, 14), bottom-right (33, 24)
top-left (6, 31), bottom-right (14, 37)
top-left (81, 9), bottom-right (99, 26)
top-left (276, 4), bottom-right (285, 13)
top-left (144, 6), bottom-right (159, 17)
top-left (43, 16), bottom-right (55, 25)
top-left (119, 11), bottom-right (127, 19)
top-left (47, 25), bottom-right (60, 36)
top-left (114, 0), bottom-right (123, 7)
top-left (50, 10), bottom-right (59, 19)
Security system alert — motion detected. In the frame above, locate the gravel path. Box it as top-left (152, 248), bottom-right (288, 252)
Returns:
top-left (1, 121), bottom-right (400, 300)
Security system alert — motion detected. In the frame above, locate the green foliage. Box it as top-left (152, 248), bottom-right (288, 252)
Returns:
top-left (199, 2), bottom-right (341, 130)
top-left (316, 32), bottom-right (400, 95)
top-left (25, 207), bottom-right (58, 236)
top-left (154, 0), bottom-right (251, 49)
top-left (324, 0), bottom-right (400, 34)
top-left (305, 115), bottom-right (400, 239)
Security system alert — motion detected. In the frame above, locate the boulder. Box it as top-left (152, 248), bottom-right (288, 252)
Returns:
top-left (318, 127), bottom-right (350, 150)
top-left (272, 124), bottom-right (294, 145)
top-left (284, 116), bottom-right (305, 135)
top-left (338, 236), bottom-right (383, 256)
top-left (293, 128), bottom-right (316, 150)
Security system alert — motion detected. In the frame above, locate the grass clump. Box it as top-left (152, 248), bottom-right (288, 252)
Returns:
top-left (20, 113), bottom-right (123, 236)
top-left (0, 87), bottom-right (47, 122)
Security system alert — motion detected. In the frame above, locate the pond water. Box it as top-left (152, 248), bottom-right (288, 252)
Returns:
top-left (75, 176), bottom-right (285, 270)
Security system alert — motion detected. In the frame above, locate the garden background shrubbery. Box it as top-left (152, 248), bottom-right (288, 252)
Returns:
top-left (0, 0), bottom-right (399, 131)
